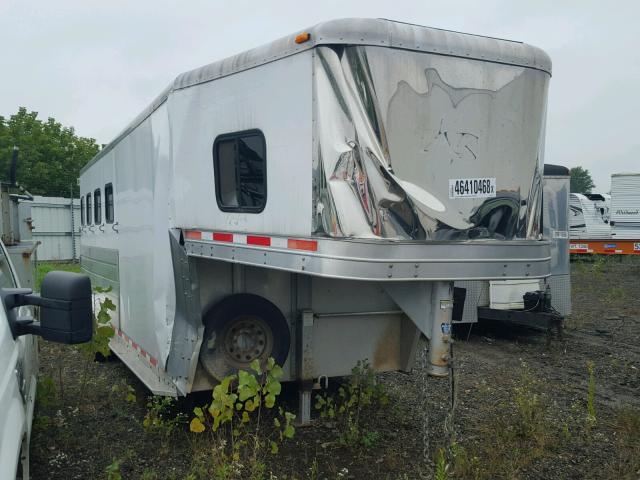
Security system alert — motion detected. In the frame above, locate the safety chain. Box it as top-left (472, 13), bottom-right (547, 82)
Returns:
top-left (419, 344), bottom-right (431, 479)
top-left (419, 338), bottom-right (458, 479)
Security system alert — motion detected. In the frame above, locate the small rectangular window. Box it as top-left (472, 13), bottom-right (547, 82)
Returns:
top-left (213, 130), bottom-right (266, 213)
top-left (94, 189), bottom-right (102, 224)
top-left (80, 197), bottom-right (85, 226)
top-left (105, 183), bottom-right (114, 223)
top-left (86, 193), bottom-right (92, 225)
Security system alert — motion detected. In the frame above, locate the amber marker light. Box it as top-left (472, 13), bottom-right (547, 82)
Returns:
top-left (295, 32), bottom-right (311, 44)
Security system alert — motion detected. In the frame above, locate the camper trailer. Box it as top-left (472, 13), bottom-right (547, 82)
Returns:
top-left (569, 193), bottom-right (611, 240)
top-left (455, 164), bottom-right (570, 326)
top-left (79, 18), bottom-right (552, 418)
top-left (611, 173), bottom-right (640, 241)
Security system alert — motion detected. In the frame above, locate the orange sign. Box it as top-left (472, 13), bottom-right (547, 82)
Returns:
top-left (570, 240), bottom-right (640, 255)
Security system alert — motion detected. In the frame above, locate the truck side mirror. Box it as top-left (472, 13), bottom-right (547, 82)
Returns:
top-left (2, 271), bottom-right (93, 344)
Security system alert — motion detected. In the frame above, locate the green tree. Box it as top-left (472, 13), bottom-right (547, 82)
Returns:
top-left (0, 107), bottom-right (99, 197)
top-left (570, 166), bottom-right (596, 194)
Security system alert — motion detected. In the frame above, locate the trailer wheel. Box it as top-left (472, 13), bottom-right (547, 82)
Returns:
top-left (199, 294), bottom-right (290, 381)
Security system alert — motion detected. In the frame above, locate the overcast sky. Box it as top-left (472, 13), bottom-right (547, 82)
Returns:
top-left (1, 0), bottom-right (638, 191)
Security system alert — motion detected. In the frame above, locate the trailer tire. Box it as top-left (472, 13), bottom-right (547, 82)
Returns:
top-left (199, 294), bottom-right (290, 381)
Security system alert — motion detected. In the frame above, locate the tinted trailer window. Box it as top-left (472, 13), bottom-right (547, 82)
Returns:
top-left (213, 130), bottom-right (266, 213)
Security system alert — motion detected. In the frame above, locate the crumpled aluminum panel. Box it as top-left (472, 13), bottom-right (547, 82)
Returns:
top-left (312, 45), bottom-right (550, 241)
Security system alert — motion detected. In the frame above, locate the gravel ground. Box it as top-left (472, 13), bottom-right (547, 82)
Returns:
top-left (31, 258), bottom-right (640, 479)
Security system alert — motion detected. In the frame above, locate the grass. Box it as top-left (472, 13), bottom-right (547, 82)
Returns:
top-left (609, 408), bottom-right (640, 478)
top-left (36, 261), bottom-right (81, 290)
top-left (448, 366), bottom-right (557, 479)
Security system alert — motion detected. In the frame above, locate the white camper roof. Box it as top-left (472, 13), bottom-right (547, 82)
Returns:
top-left (82, 18), bottom-right (551, 174)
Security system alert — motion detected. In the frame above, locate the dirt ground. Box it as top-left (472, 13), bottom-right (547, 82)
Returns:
top-left (31, 257), bottom-right (640, 479)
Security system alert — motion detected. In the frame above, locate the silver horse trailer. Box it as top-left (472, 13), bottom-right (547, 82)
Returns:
top-left (79, 18), bottom-right (552, 418)
top-left (455, 164), bottom-right (571, 326)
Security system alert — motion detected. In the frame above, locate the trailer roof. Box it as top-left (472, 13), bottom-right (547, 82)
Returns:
top-left (81, 18), bottom-right (551, 174)
top-left (544, 164), bottom-right (570, 176)
top-left (175, 17), bottom-right (551, 90)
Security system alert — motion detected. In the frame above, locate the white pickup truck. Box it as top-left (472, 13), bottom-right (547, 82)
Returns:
top-left (0, 240), bottom-right (92, 479)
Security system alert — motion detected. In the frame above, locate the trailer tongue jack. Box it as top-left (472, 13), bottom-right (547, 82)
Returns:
top-left (427, 282), bottom-right (454, 378)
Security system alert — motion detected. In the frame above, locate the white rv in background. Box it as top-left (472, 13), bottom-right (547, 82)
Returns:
top-left (79, 18), bottom-right (553, 420)
top-left (610, 173), bottom-right (640, 239)
top-left (569, 193), bottom-right (611, 239)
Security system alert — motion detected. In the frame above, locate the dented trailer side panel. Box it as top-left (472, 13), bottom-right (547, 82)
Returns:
top-left (81, 103), bottom-right (178, 395)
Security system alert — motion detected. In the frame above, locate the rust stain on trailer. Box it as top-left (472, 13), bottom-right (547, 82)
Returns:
top-left (372, 322), bottom-right (401, 371)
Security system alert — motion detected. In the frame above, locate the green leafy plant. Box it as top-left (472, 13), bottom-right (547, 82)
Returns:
top-left (140, 470), bottom-right (158, 480)
top-left (143, 396), bottom-right (186, 447)
top-left (81, 286), bottom-right (116, 359)
top-left (77, 287), bottom-right (117, 405)
top-left (111, 381), bottom-right (137, 403)
top-left (512, 363), bottom-right (549, 446)
top-left (189, 358), bottom-right (295, 478)
top-left (105, 459), bottom-right (122, 480)
top-left (36, 375), bottom-right (57, 408)
top-left (434, 448), bottom-right (450, 480)
top-left (314, 359), bottom-right (388, 448)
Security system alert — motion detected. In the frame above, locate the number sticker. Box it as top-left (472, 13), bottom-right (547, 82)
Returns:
top-left (448, 178), bottom-right (496, 199)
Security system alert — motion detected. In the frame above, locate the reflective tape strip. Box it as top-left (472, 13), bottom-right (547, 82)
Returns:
top-left (247, 235), bottom-right (271, 246)
top-left (213, 232), bottom-right (233, 242)
top-left (184, 230), bottom-right (318, 252)
top-left (271, 237), bottom-right (288, 248)
top-left (287, 239), bottom-right (318, 251)
top-left (116, 328), bottom-right (159, 369)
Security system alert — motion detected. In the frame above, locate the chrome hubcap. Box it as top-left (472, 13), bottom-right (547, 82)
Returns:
top-left (223, 316), bottom-right (270, 363)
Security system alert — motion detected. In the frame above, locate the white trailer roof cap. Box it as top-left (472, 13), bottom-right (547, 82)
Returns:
top-left (82, 18), bottom-right (551, 174)
top-left (175, 18), bottom-right (551, 91)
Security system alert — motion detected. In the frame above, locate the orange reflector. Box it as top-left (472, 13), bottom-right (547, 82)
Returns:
top-left (295, 32), bottom-right (311, 44)
top-left (288, 239), bottom-right (318, 251)
top-left (185, 230), bottom-right (202, 240)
